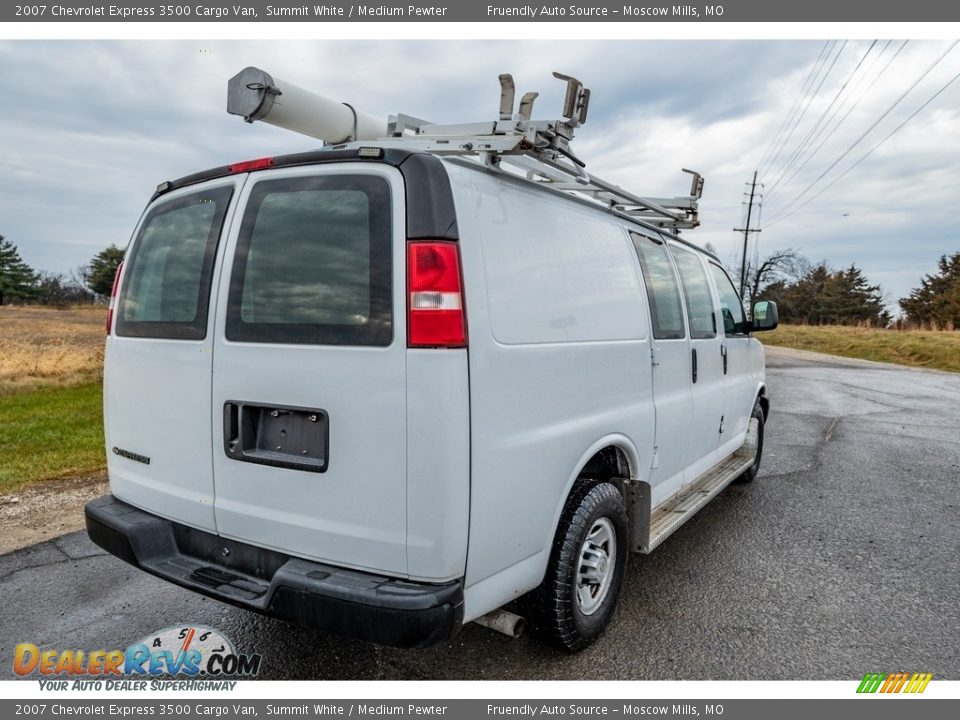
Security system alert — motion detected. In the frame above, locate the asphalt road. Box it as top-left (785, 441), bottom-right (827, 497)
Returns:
top-left (3, 347), bottom-right (959, 680)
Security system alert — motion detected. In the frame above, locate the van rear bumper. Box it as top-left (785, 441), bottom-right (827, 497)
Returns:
top-left (84, 495), bottom-right (463, 649)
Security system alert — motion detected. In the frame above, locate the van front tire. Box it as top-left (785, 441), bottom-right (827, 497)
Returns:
top-left (532, 482), bottom-right (629, 652)
top-left (735, 399), bottom-right (765, 484)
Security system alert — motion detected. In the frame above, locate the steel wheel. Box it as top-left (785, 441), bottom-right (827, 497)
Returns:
top-left (575, 517), bottom-right (617, 616)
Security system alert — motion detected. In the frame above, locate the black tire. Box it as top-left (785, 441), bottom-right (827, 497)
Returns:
top-left (531, 482), bottom-right (629, 652)
top-left (735, 399), bottom-right (765, 484)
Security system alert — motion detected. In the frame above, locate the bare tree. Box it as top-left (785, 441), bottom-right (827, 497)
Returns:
top-left (747, 248), bottom-right (808, 304)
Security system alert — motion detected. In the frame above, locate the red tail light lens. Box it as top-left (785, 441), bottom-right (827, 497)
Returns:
top-left (407, 241), bottom-right (466, 348)
top-left (228, 157), bottom-right (275, 173)
top-left (105, 261), bottom-right (124, 334)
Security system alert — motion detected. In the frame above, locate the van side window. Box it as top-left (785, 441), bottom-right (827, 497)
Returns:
top-left (630, 233), bottom-right (685, 340)
top-left (672, 246), bottom-right (717, 339)
top-left (226, 175), bottom-right (392, 346)
top-left (117, 186), bottom-right (233, 340)
top-left (708, 263), bottom-right (748, 335)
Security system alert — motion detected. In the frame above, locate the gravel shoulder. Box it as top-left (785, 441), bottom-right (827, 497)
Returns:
top-left (0, 473), bottom-right (107, 554)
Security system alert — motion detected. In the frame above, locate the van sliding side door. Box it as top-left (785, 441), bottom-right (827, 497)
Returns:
top-left (629, 232), bottom-right (692, 506)
top-left (670, 243), bottom-right (726, 484)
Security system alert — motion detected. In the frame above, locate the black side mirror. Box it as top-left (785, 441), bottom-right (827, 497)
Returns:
top-left (750, 300), bottom-right (779, 332)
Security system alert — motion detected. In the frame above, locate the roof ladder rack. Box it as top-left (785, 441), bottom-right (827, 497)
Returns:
top-left (227, 67), bottom-right (705, 230)
top-left (379, 73), bottom-right (703, 230)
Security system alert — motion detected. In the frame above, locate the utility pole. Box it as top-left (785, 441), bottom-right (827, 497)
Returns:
top-left (734, 170), bottom-right (762, 301)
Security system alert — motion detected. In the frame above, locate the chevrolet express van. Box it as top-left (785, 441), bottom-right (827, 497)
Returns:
top-left (86, 70), bottom-right (777, 651)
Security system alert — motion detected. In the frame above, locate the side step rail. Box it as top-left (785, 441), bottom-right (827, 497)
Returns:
top-left (641, 420), bottom-right (759, 553)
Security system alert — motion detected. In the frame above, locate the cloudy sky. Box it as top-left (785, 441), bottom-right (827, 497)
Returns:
top-left (1, 39), bottom-right (958, 312)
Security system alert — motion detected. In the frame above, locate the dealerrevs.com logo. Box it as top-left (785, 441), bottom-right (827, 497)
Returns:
top-left (857, 672), bottom-right (933, 694)
top-left (14, 626), bottom-right (261, 690)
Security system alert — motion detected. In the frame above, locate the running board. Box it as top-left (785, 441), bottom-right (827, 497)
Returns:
top-left (641, 426), bottom-right (758, 553)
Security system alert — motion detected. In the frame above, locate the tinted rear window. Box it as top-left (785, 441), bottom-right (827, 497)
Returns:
top-left (116, 186), bottom-right (232, 340)
top-left (225, 175), bottom-right (392, 346)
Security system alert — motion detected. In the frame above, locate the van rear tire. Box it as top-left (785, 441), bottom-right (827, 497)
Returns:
top-left (531, 482), bottom-right (629, 652)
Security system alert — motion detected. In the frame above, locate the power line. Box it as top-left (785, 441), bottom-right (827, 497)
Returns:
top-left (765, 64), bottom-right (960, 229)
top-left (764, 40), bottom-right (958, 225)
top-left (760, 40), bottom-right (848, 184)
top-left (765, 40), bottom-right (907, 205)
top-left (765, 40), bottom-right (878, 198)
top-left (756, 41), bottom-right (834, 176)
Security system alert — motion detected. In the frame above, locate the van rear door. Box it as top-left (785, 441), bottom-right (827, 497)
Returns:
top-left (209, 165), bottom-right (409, 576)
top-left (106, 178), bottom-right (241, 532)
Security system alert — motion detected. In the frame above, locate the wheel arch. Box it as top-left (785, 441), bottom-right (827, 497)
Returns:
top-left (757, 383), bottom-right (770, 420)
top-left (538, 435), bottom-right (649, 582)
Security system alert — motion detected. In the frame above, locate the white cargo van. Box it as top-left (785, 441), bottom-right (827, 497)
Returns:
top-left (86, 70), bottom-right (778, 651)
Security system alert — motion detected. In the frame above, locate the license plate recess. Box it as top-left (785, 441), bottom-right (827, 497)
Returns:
top-left (223, 402), bottom-right (329, 472)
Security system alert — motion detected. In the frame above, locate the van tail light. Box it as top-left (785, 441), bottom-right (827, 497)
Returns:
top-left (407, 241), bottom-right (467, 348)
top-left (105, 261), bottom-right (123, 334)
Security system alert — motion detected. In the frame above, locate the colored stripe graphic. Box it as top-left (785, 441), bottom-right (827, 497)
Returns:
top-left (857, 672), bottom-right (932, 693)
top-left (857, 673), bottom-right (885, 693)
top-left (909, 673), bottom-right (933, 693)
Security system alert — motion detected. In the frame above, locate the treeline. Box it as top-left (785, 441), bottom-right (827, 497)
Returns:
top-left (761, 263), bottom-right (891, 327)
top-left (742, 248), bottom-right (959, 329)
top-left (0, 236), bottom-right (123, 307)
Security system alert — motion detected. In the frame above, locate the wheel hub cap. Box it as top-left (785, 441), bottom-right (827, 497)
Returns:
top-left (575, 517), bottom-right (617, 616)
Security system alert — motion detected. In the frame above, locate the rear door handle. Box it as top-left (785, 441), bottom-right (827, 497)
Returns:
top-left (692, 348), bottom-right (698, 383)
top-left (721, 344), bottom-right (728, 375)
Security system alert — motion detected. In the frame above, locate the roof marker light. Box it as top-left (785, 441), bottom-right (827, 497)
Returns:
top-left (228, 156), bottom-right (275, 173)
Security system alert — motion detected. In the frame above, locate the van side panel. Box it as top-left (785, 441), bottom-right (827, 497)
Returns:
top-left (445, 162), bottom-right (655, 601)
top-left (405, 350), bottom-right (470, 581)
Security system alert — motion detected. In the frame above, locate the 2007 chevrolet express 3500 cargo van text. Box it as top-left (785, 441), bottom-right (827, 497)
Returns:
top-left (86, 69), bottom-right (778, 651)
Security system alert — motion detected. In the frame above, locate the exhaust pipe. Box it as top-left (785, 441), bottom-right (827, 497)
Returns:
top-left (473, 609), bottom-right (525, 638)
top-left (227, 66), bottom-right (387, 144)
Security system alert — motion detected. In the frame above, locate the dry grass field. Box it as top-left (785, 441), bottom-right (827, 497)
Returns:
top-left (759, 323), bottom-right (960, 373)
top-left (0, 306), bottom-right (108, 493)
top-left (0, 305), bottom-right (106, 395)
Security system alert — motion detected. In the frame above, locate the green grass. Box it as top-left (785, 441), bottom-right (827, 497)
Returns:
top-left (0, 382), bottom-right (105, 493)
top-left (759, 324), bottom-right (960, 373)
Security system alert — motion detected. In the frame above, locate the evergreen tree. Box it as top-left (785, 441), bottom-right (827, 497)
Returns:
top-left (758, 262), bottom-right (890, 326)
top-left (0, 236), bottom-right (39, 305)
top-left (899, 252), bottom-right (960, 329)
top-left (85, 244), bottom-right (125, 297)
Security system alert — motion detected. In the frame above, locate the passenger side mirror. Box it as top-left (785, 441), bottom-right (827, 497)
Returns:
top-left (750, 300), bottom-right (779, 332)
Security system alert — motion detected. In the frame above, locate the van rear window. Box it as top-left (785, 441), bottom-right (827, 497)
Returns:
top-left (225, 175), bottom-right (392, 346)
top-left (116, 186), bottom-right (232, 340)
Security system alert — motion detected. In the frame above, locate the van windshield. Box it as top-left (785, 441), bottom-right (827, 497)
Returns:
top-left (116, 186), bottom-right (233, 340)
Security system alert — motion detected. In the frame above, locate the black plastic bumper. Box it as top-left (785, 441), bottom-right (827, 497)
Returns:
top-left (85, 495), bottom-right (464, 648)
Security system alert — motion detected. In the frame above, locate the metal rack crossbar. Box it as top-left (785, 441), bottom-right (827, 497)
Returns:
top-left (377, 84), bottom-right (704, 230)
